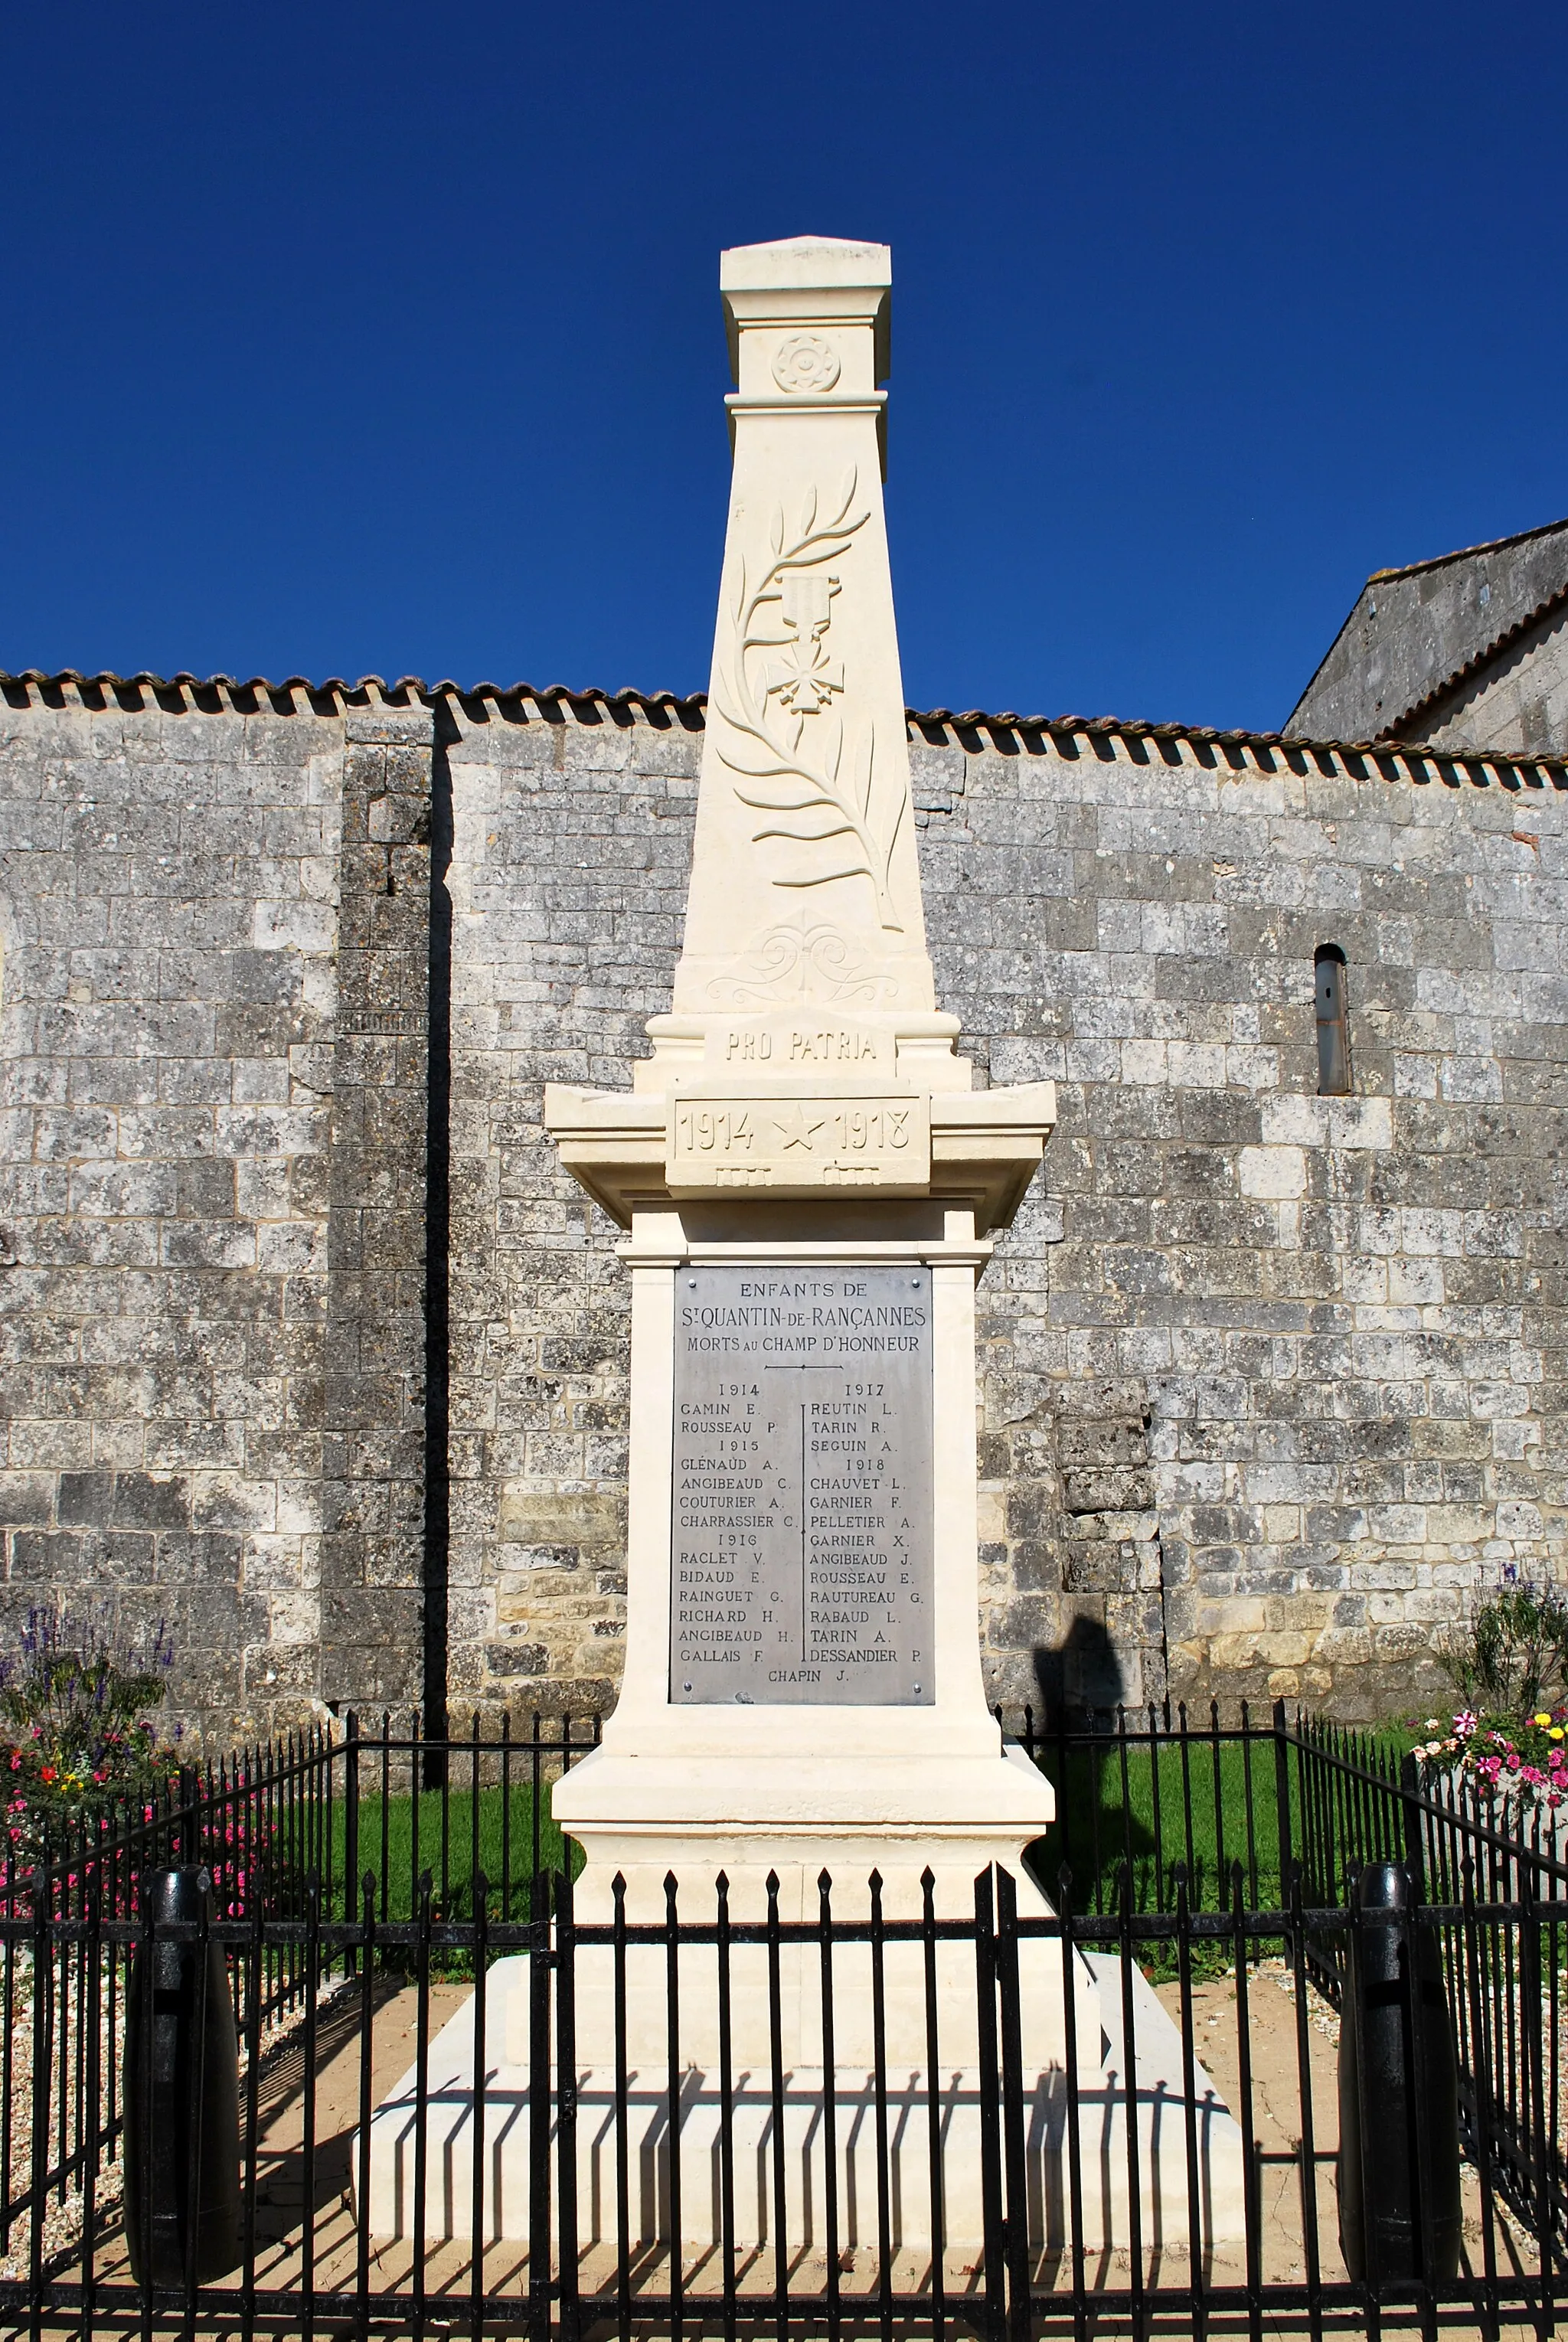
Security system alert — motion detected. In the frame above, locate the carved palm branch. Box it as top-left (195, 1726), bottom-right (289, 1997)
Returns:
top-left (710, 467), bottom-right (904, 932)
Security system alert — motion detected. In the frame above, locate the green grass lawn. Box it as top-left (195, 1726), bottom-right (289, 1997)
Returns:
top-left (318, 1782), bottom-right (582, 1926)
top-left (1028, 1735), bottom-right (1292, 1916)
top-left (259, 1723), bottom-right (1455, 1951)
top-left (307, 1739), bottom-right (1353, 1925)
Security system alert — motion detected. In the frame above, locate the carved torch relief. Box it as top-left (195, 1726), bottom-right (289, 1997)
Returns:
top-left (710, 467), bottom-right (906, 933)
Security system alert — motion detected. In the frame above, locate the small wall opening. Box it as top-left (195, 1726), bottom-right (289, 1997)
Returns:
top-left (1315, 945), bottom-right (1351, 1095)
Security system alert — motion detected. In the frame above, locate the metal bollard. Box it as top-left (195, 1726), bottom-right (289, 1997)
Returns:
top-left (123, 1866), bottom-right (242, 2290)
top-left (1337, 1859), bottom-right (1462, 2285)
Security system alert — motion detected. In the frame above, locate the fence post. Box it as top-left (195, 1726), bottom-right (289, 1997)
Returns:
top-left (1272, 1697), bottom-right (1294, 1889)
top-left (343, 1712), bottom-right (360, 1955)
top-left (469, 1869), bottom-right (491, 2341)
top-left (1519, 1858), bottom-right (1555, 2334)
top-left (28, 1882), bottom-right (50, 2325)
top-left (528, 1870), bottom-right (551, 2342)
top-left (122, 1867), bottom-right (242, 2290)
top-left (555, 1865), bottom-right (580, 2342)
top-left (1336, 1860), bottom-right (1461, 2285)
top-left (177, 1764), bottom-right (201, 1867)
top-left (994, 1868), bottom-right (1031, 2342)
top-left (972, 1868), bottom-right (1007, 2342)
top-left (1397, 1749), bottom-right (1426, 1890)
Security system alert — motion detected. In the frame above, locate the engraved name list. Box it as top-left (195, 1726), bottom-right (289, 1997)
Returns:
top-left (670, 1264), bottom-right (934, 1705)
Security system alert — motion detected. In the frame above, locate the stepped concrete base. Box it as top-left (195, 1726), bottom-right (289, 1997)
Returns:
top-left (358, 1950), bottom-right (1246, 2259)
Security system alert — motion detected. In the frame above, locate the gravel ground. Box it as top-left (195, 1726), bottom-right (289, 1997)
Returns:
top-left (0, 1955), bottom-right (355, 2286)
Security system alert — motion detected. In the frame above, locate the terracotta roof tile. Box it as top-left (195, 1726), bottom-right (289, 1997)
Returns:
top-left (3, 668), bottom-right (1564, 787)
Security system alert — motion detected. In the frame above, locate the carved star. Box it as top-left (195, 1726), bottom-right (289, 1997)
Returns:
top-left (773, 1106), bottom-right (825, 1152)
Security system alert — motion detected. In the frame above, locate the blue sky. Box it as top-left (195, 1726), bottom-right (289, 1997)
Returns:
top-left (3, 1), bottom-right (1566, 733)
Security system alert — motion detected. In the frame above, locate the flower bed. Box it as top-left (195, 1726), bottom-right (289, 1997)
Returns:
top-left (0, 1606), bottom-right (179, 1906)
top-left (1412, 1704), bottom-right (1568, 1812)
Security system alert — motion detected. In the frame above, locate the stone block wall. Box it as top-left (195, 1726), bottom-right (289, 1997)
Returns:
top-left (446, 705), bottom-right (1568, 1726)
top-left (920, 721), bottom-right (1568, 1720)
top-left (0, 678), bottom-right (430, 1742)
top-left (443, 697), bottom-right (701, 1717)
top-left (1410, 605), bottom-right (1568, 759)
top-left (322, 707), bottom-right (433, 1716)
top-left (3, 676), bottom-right (1566, 1739)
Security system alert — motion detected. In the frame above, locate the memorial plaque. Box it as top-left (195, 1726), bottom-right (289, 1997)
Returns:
top-left (670, 1264), bottom-right (934, 1704)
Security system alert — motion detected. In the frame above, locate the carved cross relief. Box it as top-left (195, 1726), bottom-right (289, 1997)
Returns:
top-left (764, 572), bottom-right (844, 719)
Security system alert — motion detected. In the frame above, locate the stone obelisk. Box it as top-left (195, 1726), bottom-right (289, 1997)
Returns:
top-left (546, 235), bottom-right (1059, 1926)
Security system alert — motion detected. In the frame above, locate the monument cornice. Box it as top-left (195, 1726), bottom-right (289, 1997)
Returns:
top-left (543, 1077), bottom-right (1055, 1235)
top-left (724, 393), bottom-right (888, 415)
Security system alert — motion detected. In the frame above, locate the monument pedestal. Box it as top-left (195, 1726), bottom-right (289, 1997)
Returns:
top-left (361, 1946), bottom-right (1246, 2259)
top-left (550, 1197), bottom-right (1060, 1930)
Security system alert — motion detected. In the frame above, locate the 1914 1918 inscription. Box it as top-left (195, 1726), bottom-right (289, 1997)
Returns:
top-left (670, 1265), bottom-right (934, 1705)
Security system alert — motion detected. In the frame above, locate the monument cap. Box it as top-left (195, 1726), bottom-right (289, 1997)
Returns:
top-left (719, 235), bottom-right (891, 292)
top-left (720, 236), bottom-right (891, 382)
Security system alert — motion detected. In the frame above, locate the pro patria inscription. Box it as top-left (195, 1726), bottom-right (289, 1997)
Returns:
top-left (667, 1090), bottom-right (932, 1191)
top-left (670, 1264), bottom-right (934, 1704)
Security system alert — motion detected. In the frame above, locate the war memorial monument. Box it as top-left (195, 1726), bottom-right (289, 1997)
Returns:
top-left (363, 236), bottom-right (1244, 2262)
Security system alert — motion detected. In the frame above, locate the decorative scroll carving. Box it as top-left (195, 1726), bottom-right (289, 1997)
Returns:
top-left (705, 921), bottom-right (900, 1008)
top-left (710, 467), bottom-right (906, 932)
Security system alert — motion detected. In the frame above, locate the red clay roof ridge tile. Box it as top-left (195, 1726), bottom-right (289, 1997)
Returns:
top-left (3, 668), bottom-right (1566, 778)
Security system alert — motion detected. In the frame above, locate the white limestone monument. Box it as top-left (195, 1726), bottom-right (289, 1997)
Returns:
top-left (362, 237), bottom-right (1243, 2268)
top-left (546, 232), bottom-right (1060, 1919)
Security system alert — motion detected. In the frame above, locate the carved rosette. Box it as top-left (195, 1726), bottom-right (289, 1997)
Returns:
top-left (771, 333), bottom-right (841, 393)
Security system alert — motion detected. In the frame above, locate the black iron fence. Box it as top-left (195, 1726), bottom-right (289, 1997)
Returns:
top-left (0, 1701), bottom-right (1560, 2338)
